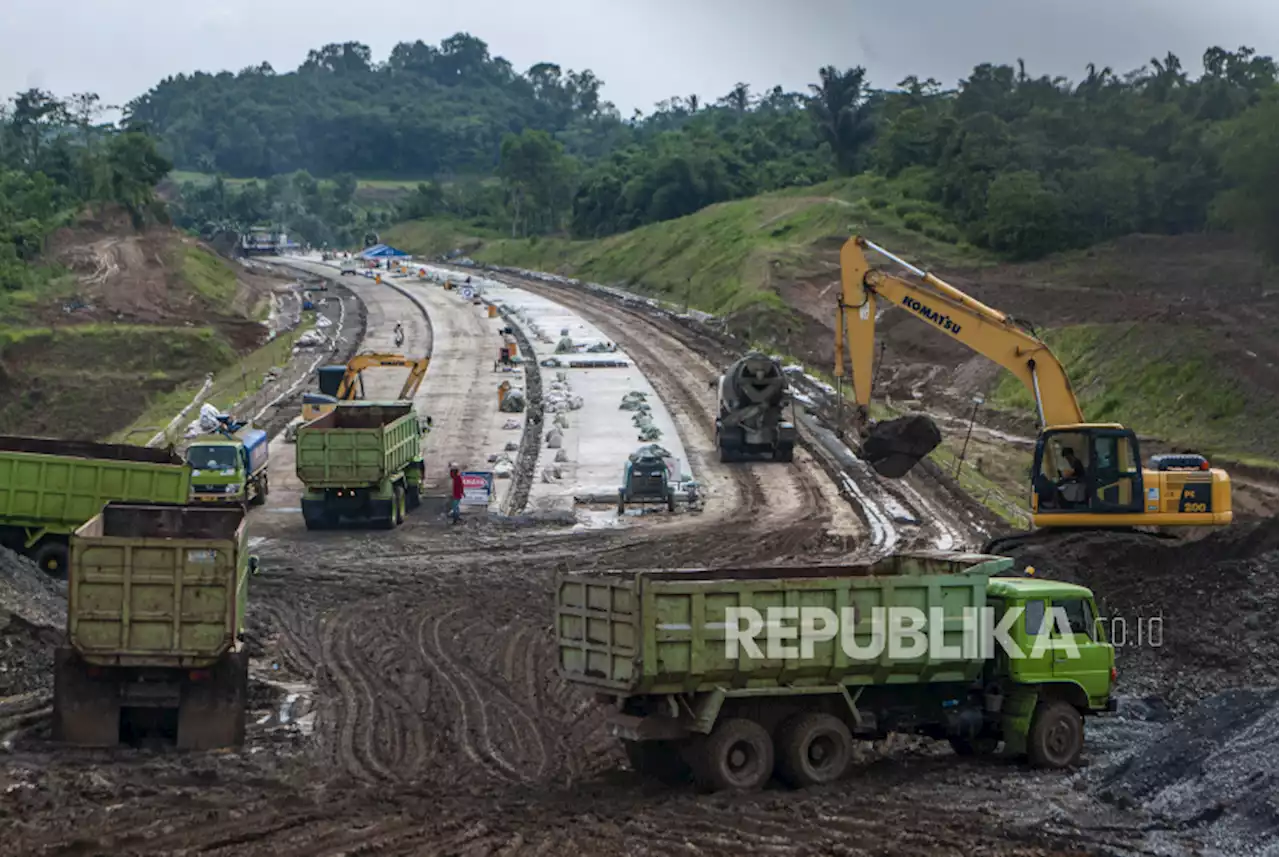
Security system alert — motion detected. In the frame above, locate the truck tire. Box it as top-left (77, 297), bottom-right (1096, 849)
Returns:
top-left (249, 475), bottom-right (268, 507)
top-left (776, 712), bottom-right (852, 788)
top-left (406, 483), bottom-right (421, 511)
top-left (666, 492), bottom-right (676, 513)
top-left (718, 445), bottom-right (736, 463)
top-left (31, 541), bottom-right (69, 579)
top-left (177, 650), bottom-right (248, 750)
top-left (1027, 700), bottom-right (1084, 769)
top-left (394, 485), bottom-right (406, 526)
top-left (690, 717), bottom-right (774, 792)
top-left (623, 740), bottom-right (691, 784)
top-left (52, 648), bottom-right (120, 747)
top-left (616, 493), bottom-right (626, 516)
top-left (774, 445), bottom-right (795, 463)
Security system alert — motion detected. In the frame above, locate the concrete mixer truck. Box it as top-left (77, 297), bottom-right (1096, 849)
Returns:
top-left (715, 352), bottom-right (797, 463)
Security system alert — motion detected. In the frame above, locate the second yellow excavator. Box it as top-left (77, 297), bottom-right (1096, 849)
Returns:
top-left (833, 235), bottom-right (1232, 549)
top-left (301, 351), bottom-right (430, 422)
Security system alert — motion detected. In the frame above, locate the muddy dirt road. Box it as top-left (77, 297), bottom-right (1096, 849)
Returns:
top-left (1, 261), bottom-right (1268, 857)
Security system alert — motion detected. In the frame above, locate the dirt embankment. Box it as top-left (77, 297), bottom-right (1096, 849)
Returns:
top-left (1004, 518), bottom-right (1279, 711)
top-left (0, 211), bottom-right (299, 440)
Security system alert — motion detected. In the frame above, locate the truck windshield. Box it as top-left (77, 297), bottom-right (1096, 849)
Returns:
top-left (187, 445), bottom-right (238, 471)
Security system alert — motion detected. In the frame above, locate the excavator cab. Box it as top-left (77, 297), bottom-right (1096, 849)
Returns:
top-left (1032, 426), bottom-right (1143, 516)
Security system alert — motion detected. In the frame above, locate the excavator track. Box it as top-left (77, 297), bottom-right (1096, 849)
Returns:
top-left (982, 525), bottom-right (1180, 557)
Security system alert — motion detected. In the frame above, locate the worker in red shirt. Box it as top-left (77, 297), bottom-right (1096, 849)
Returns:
top-left (449, 463), bottom-right (464, 524)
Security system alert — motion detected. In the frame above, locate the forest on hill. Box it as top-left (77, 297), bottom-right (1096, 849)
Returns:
top-left (6, 33), bottom-right (1277, 269)
top-left (0, 90), bottom-right (172, 294)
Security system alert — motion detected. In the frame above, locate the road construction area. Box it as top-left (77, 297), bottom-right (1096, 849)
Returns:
top-left (0, 257), bottom-right (1276, 857)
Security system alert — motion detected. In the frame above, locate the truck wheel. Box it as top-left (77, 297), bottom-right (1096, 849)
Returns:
top-left (249, 475), bottom-right (268, 506)
top-left (406, 483), bottom-right (421, 510)
top-left (666, 492), bottom-right (676, 513)
top-left (177, 650), bottom-right (248, 750)
top-left (616, 493), bottom-right (626, 516)
top-left (394, 485), bottom-right (406, 525)
top-left (53, 648), bottom-right (120, 747)
top-left (719, 446), bottom-right (736, 463)
top-left (776, 712), bottom-right (852, 788)
top-left (623, 740), bottom-right (691, 784)
top-left (1027, 700), bottom-right (1084, 769)
top-left (774, 445), bottom-right (795, 463)
top-left (31, 541), bottom-right (69, 579)
top-left (690, 717), bottom-right (774, 792)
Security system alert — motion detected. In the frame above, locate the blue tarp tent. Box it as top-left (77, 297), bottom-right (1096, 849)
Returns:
top-left (358, 243), bottom-right (409, 259)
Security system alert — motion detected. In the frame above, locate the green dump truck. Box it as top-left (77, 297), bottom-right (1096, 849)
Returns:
top-left (0, 435), bottom-right (192, 577)
top-left (556, 551), bottom-right (1116, 792)
top-left (295, 402), bottom-right (427, 529)
top-left (53, 503), bottom-right (258, 749)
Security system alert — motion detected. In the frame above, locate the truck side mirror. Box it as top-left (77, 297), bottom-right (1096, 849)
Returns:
top-left (248, 556), bottom-right (260, 575)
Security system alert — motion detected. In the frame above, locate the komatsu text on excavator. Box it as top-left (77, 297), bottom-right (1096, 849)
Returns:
top-left (833, 235), bottom-right (1232, 549)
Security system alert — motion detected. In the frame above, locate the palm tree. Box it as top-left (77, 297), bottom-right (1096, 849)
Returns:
top-left (807, 66), bottom-right (874, 175)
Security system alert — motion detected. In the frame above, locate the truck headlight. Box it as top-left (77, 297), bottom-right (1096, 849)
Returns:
top-left (225, 484), bottom-right (238, 494)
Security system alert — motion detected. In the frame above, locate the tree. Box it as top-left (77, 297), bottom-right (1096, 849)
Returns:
top-left (498, 129), bottom-right (572, 236)
top-left (1209, 85), bottom-right (1279, 258)
top-left (807, 66), bottom-right (874, 174)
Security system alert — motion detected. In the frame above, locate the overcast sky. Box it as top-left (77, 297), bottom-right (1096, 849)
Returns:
top-left (2, 0), bottom-right (1277, 116)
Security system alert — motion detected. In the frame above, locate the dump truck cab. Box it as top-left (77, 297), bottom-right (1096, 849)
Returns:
top-left (186, 428), bottom-right (269, 507)
top-left (983, 576), bottom-right (1117, 763)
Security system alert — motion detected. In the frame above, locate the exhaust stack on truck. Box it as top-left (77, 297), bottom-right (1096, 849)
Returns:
top-left (715, 351), bottom-right (797, 463)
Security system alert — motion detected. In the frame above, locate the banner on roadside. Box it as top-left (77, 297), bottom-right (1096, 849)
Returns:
top-left (461, 471), bottom-right (494, 506)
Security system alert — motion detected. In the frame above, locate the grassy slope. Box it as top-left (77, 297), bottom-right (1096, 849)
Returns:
top-left (386, 171), bottom-right (1278, 468)
top-left (108, 316), bottom-right (313, 444)
top-left (991, 325), bottom-right (1278, 465)
top-left (388, 173), bottom-right (987, 316)
top-left (0, 230), bottom-right (272, 441)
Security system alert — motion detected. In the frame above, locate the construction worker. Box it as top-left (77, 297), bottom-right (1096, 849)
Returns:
top-left (394, 321), bottom-right (405, 346)
top-left (448, 463), bottom-right (464, 524)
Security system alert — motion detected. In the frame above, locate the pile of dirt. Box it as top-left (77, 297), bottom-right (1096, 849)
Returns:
top-left (1092, 687), bottom-right (1278, 856)
top-left (0, 547), bottom-right (65, 698)
top-left (1004, 519), bottom-right (1279, 710)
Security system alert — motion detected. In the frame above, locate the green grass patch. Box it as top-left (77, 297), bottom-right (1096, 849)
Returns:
top-left (388, 173), bottom-right (993, 324)
top-left (385, 216), bottom-right (504, 258)
top-left (108, 324), bottom-right (308, 445)
top-left (178, 244), bottom-right (240, 312)
top-left (989, 323), bottom-right (1278, 462)
top-left (0, 325), bottom-right (240, 440)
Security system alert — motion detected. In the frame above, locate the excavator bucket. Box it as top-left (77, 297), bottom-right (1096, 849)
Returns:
top-left (860, 414), bottom-right (941, 478)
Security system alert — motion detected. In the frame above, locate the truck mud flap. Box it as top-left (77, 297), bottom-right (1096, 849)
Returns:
top-left (52, 647), bottom-right (121, 747)
top-left (176, 650), bottom-right (248, 750)
top-left (861, 414), bottom-right (942, 478)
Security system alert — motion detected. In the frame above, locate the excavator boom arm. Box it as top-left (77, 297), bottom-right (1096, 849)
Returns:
top-left (335, 352), bottom-right (430, 402)
top-left (836, 237), bottom-right (1085, 428)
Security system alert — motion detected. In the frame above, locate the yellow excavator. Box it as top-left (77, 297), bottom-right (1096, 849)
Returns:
top-left (833, 235), bottom-right (1232, 550)
top-left (300, 352), bottom-right (430, 422)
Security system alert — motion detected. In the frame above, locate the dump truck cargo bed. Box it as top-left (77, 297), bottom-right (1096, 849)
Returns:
top-left (0, 435), bottom-right (190, 534)
top-left (557, 551), bottom-right (1014, 695)
top-left (68, 503), bottom-right (250, 668)
top-left (295, 402), bottom-right (421, 487)
top-left (55, 502), bottom-right (255, 749)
